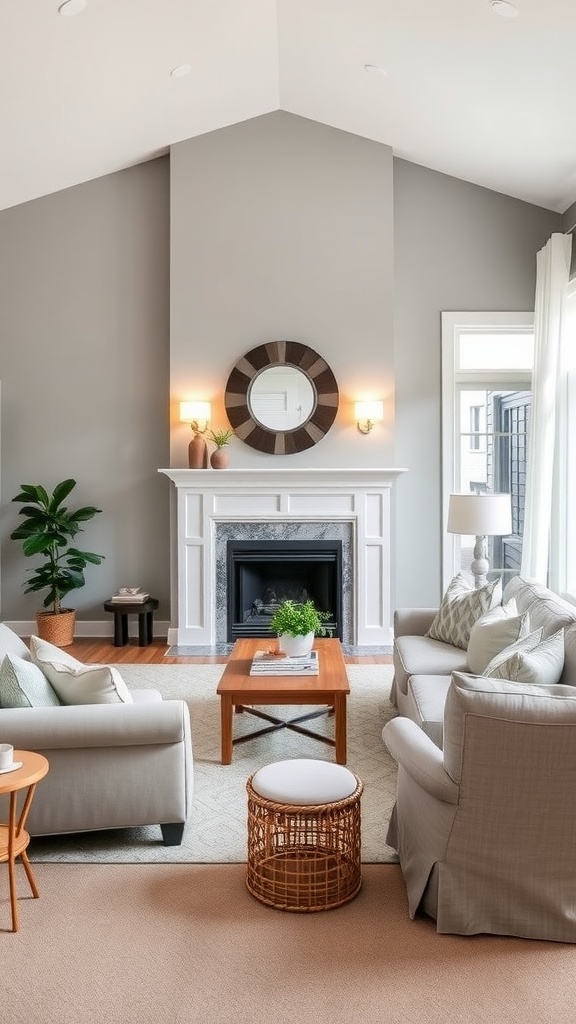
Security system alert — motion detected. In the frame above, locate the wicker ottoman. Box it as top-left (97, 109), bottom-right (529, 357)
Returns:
top-left (246, 758), bottom-right (363, 912)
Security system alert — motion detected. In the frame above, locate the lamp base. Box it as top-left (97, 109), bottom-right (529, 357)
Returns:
top-left (470, 535), bottom-right (489, 589)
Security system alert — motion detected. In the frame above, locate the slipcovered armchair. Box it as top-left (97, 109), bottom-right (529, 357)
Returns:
top-left (383, 672), bottom-right (576, 942)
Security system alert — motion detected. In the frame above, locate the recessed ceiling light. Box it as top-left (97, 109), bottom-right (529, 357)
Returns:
top-left (58, 0), bottom-right (87, 15)
top-left (170, 64), bottom-right (192, 79)
top-left (363, 64), bottom-right (387, 76)
top-left (488, 0), bottom-right (519, 17)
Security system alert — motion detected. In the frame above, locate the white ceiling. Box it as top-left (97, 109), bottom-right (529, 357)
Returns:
top-left (3, 0), bottom-right (576, 215)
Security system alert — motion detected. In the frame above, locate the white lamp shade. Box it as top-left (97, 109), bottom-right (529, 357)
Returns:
top-left (447, 493), bottom-right (512, 536)
top-left (355, 400), bottom-right (384, 424)
top-left (180, 401), bottom-right (211, 424)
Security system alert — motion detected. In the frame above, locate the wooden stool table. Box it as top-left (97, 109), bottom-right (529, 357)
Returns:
top-left (103, 597), bottom-right (159, 646)
top-left (0, 750), bottom-right (49, 932)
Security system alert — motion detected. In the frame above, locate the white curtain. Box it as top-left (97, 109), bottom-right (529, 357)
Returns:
top-left (521, 232), bottom-right (572, 584)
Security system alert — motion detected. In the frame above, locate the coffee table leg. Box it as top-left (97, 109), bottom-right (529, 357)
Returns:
top-left (334, 694), bottom-right (347, 764)
top-left (220, 694), bottom-right (233, 765)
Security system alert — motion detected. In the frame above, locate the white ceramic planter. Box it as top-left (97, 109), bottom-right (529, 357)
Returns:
top-left (278, 632), bottom-right (314, 657)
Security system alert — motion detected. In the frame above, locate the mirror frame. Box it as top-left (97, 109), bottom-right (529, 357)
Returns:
top-left (225, 341), bottom-right (339, 455)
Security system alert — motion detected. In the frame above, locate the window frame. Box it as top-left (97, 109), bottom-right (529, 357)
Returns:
top-left (441, 311), bottom-right (534, 592)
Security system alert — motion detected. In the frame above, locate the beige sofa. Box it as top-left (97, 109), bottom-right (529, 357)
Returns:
top-left (391, 575), bottom-right (576, 747)
top-left (0, 624), bottom-right (193, 845)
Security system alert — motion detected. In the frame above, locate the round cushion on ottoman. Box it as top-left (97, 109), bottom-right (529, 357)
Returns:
top-left (246, 758), bottom-right (363, 912)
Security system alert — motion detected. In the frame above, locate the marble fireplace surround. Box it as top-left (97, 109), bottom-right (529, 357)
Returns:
top-left (160, 468), bottom-right (407, 649)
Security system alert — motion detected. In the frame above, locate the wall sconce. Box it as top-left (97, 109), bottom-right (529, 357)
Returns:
top-left (180, 401), bottom-right (211, 468)
top-left (355, 400), bottom-right (384, 434)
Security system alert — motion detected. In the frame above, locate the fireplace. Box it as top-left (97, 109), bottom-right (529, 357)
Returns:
top-left (227, 540), bottom-right (343, 641)
top-left (159, 467), bottom-right (408, 648)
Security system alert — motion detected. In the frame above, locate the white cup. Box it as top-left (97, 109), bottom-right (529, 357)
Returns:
top-left (0, 743), bottom-right (14, 770)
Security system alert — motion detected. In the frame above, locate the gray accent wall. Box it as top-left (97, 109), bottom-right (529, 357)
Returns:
top-left (0, 159), bottom-right (171, 623)
top-left (393, 159), bottom-right (560, 606)
top-left (0, 111), bottom-right (562, 629)
top-left (169, 111), bottom-right (395, 469)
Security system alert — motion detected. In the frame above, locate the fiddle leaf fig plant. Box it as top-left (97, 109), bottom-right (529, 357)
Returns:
top-left (269, 599), bottom-right (331, 638)
top-left (10, 478), bottom-right (104, 614)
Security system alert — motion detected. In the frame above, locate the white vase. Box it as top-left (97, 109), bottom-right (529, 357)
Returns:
top-left (278, 632), bottom-right (314, 657)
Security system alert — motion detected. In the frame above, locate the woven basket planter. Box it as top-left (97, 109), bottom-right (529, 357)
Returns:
top-left (35, 609), bottom-right (76, 648)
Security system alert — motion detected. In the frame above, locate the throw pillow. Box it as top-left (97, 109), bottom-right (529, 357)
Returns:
top-left (29, 635), bottom-right (133, 705)
top-left (484, 628), bottom-right (565, 686)
top-left (466, 600), bottom-right (531, 675)
top-left (0, 653), bottom-right (61, 708)
top-left (425, 573), bottom-right (503, 650)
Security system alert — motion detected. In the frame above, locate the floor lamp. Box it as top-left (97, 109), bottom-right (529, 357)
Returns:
top-left (447, 493), bottom-right (512, 589)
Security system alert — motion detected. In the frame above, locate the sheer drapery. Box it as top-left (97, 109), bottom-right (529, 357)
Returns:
top-left (521, 232), bottom-right (572, 584)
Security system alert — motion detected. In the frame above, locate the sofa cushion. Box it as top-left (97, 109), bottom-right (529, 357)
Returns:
top-left (425, 574), bottom-right (502, 650)
top-left (0, 623), bottom-right (32, 662)
top-left (466, 601), bottom-right (531, 675)
top-left (406, 675), bottom-right (452, 749)
top-left (484, 628), bottom-right (565, 686)
top-left (503, 576), bottom-right (576, 637)
top-left (394, 635), bottom-right (469, 698)
top-left (29, 636), bottom-right (133, 705)
top-left (0, 652), bottom-right (61, 708)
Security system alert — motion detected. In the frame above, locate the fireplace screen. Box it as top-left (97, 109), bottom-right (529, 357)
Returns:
top-left (227, 540), bottom-right (342, 642)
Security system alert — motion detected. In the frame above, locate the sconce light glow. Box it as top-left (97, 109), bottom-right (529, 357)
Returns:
top-left (355, 400), bottom-right (384, 434)
top-left (180, 400), bottom-right (211, 434)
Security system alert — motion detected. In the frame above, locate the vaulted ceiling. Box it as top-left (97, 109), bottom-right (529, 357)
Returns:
top-left (3, 0), bottom-right (576, 214)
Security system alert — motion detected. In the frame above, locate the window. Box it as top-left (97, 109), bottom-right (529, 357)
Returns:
top-left (442, 313), bottom-right (534, 591)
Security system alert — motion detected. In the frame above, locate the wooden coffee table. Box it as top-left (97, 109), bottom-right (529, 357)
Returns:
top-left (217, 638), bottom-right (350, 765)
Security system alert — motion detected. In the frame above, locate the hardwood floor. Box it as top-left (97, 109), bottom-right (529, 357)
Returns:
top-left (62, 638), bottom-right (393, 666)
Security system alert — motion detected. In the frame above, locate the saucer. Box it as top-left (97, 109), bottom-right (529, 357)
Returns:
top-left (0, 761), bottom-right (23, 775)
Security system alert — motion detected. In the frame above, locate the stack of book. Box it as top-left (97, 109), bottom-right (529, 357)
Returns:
top-left (250, 649), bottom-right (319, 676)
top-left (109, 587), bottom-right (150, 604)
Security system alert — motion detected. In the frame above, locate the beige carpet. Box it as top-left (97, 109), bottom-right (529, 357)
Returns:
top-left (3, 862), bottom-right (575, 1024)
top-left (29, 663), bottom-right (399, 864)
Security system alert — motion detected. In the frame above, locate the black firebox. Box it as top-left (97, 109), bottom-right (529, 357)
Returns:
top-left (227, 540), bottom-right (343, 642)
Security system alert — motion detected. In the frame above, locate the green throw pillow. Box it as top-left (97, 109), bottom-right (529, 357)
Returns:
top-left (0, 652), bottom-right (61, 708)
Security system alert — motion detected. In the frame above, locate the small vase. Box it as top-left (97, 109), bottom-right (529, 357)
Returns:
top-left (210, 448), bottom-right (229, 470)
top-left (278, 632), bottom-right (314, 657)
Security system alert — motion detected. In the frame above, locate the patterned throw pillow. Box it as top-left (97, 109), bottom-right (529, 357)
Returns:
top-left (0, 652), bottom-right (61, 708)
top-left (484, 628), bottom-right (565, 685)
top-left (425, 573), bottom-right (502, 650)
top-left (29, 635), bottom-right (133, 705)
top-left (466, 600), bottom-right (531, 675)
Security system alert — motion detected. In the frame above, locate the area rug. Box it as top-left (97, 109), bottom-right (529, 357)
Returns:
top-left (28, 663), bottom-right (399, 864)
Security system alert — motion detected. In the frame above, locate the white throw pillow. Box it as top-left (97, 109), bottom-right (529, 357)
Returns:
top-left (29, 635), bottom-right (133, 705)
top-left (466, 600), bottom-right (531, 675)
top-left (484, 628), bottom-right (565, 686)
top-left (425, 573), bottom-right (503, 651)
top-left (0, 652), bottom-right (61, 708)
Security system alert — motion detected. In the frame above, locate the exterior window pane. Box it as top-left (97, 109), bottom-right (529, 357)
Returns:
top-left (459, 333), bottom-right (533, 370)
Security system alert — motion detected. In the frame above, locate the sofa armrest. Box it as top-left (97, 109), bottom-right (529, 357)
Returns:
top-left (0, 700), bottom-right (189, 751)
top-left (394, 608), bottom-right (438, 638)
top-left (383, 717), bottom-right (458, 804)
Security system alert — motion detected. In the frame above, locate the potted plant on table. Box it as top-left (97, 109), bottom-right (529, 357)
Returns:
top-left (208, 428), bottom-right (235, 469)
top-left (10, 478), bottom-right (104, 647)
top-left (269, 599), bottom-right (331, 656)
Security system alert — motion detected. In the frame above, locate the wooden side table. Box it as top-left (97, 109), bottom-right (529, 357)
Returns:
top-left (0, 750), bottom-right (49, 932)
top-left (103, 597), bottom-right (159, 646)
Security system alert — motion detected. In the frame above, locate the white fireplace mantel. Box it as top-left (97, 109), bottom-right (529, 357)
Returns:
top-left (159, 467), bottom-right (408, 648)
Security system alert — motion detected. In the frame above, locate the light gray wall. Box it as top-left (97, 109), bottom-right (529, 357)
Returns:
top-left (169, 111), bottom-right (396, 468)
top-left (0, 113), bottom-right (563, 631)
top-left (0, 159), bottom-right (171, 624)
top-left (393, 158), bottom-right (561, 607)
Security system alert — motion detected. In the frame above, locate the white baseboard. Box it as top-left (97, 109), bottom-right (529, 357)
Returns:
top-left (4, 619), bottom-right (171, 641)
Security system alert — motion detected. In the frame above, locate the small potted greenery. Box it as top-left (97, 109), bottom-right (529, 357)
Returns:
top-left (10, 478), bottom-right (104, 647)
top-left (269, 599), bottom-right (331, 656)
top-left (208, 428), bottom-right (234, 469)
